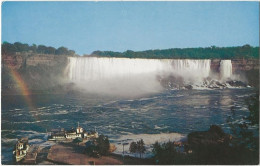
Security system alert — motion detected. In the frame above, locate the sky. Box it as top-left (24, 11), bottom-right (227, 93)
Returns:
top-left (2, 1), bottom-right (259, 55)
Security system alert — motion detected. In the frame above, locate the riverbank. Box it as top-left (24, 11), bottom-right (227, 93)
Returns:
top-left (46, 143), bottom-right (154, 165)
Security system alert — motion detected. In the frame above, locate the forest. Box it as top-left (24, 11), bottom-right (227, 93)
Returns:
top-left (2, 42), bottom-right (259, 59)
top-left (2, 42), bottom-right (77, 56)
top-left (91, 45), bottom-right (258, 59)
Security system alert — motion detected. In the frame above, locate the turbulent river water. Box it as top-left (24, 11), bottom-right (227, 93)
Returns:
top-left (1, 88), bottom-right (257, 164)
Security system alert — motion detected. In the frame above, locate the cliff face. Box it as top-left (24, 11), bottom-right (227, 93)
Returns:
top-left (210, 59), bottom-right (221, 73)
top-left (210, 59), bottom-right (259, 73)
top-left (2, 53), bottom-right (61, 69)
top-left (26, 54), bottom-right (58, 66)
top-left (1, 54), bottom-right (259, 95)
top-left (2, 54), bottom-right (25, 69)
top-left (2, 54), bottom-right (258, 72)
top-left (231, 59), bottom-right (259, 72)
top-left (2, 53), bottom-right (69, 94)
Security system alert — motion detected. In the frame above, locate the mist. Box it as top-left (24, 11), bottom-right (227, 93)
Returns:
top-left (66, 57), bottom-right (242, 98)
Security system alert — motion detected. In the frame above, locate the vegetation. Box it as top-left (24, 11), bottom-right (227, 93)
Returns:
top-left (151, 92), bottom-right (259, 164)
top-left (2, 41), bottom-right (77, 56)
top-left (91, 44), bottom-right (259, 59)
top-left (129, 139), bottom-right (146, 158)
top-left (96, 134), bottom-right (110, 155)
top-left (246, 93), bottom-right (259, 126)
top-left (85, 134), bottom-right (110, 157)
top-left (1, 41), bottom-right (77, 95)
top-left (152, 141), bottom-right (176, 164)
top-left (2, 42), bottom-right (259, 59)
top-left (228, 92), bottom-right (259, 152)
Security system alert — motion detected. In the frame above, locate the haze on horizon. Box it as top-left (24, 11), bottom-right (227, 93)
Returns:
top-left (2, 1), bottom-right (259, 55)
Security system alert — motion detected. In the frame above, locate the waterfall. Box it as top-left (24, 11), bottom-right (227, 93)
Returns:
top-left (67, 57), bottom-right (212, 96)
top-left (220, 60), bottom-right (232, 81)
top-left (68, 57), bottom-right (211, 83)
top-left (171, 59), bottom-right (211, 82)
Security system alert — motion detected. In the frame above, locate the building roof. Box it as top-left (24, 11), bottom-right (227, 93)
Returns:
top-left (51, 131), bottom-right (65, 136)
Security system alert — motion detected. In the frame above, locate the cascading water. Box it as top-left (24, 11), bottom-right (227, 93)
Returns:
top-left (67, 57), bottom-right (212, 96)
top-left (67, 57), bottom-right (242, 96)
top-left (68, 57), bottom-right (211, 83)
top-left (220, 60), bottom-right (232, 81)
top-left (69, 57), bottom-right (171, 81)
top-left (171, 59), bottom-right (211, 82)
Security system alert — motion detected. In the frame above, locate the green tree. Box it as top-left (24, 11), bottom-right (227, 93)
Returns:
top-left (14, 42), bottom-right (29, 52)
top-left (56, 46), bottom-right (69, 55)
top-left (96, 134), bottom-right (110, 155)
top-left (37, 45), bottom-right (47, 54)
top-left (46, 46), bottom-right (56, 54)
top-left (2, 42), bottom-right (16, 54)
top-left (246, 93), bottom-right (259, 125)
top-left (129, 141), bottom-right (137, 157)
top-left (152, 141), bottom-right (176, 164)
top-left (136, 139), bottom-right (146, 158)
top-left (68, 50), bottom-right (76, 56)
top-left (30, 44), bottom-right (37, 53)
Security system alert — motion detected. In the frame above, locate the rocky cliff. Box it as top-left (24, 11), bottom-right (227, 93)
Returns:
top-left (2, 53), bottom-right (69, 95)
top-left (210, 59), bottom-right (259, 73)
top-left (2, 53), bottom-right (63, 69)
top-left (1, 54), bottom-right (259, 95)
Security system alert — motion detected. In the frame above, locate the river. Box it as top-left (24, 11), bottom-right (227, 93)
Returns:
top-left (1, 88), bottom-right (257, 164)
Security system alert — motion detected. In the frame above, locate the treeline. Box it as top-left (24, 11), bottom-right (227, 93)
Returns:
top-left (2, 42), bottom-right (77, 56)
top-left (91, 44), bottom-right (259, 59)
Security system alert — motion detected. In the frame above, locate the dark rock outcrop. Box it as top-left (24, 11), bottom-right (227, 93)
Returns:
top-left (187, 125), bottom-right (232, 149)
top-left (227, 80), bottom-right (247, 87)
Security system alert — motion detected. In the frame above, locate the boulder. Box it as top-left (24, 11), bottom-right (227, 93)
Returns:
top-left (227, 80), bottom-right (247, 87)
top-left (187, 125), bottom-right (231, 149)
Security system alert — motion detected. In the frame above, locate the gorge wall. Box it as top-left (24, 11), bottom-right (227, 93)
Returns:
top-left (1, 53), bottom-right (259, 95)
top-left (2, 53), bottom-right (69, 94)
top-left (210, 59), bottom-right (259, 72)
top-left (67, 57), bottom-right (259, 96)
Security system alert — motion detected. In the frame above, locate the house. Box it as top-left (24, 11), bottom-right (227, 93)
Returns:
top-left (13, 138), bottom-right (30, 162)
top-left (48, 122), bottom-right (98, 141)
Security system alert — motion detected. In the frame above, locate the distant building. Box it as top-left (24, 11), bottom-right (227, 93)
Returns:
top-left (48, 122), bottom-right (98, 141)
top-left (13, 138), bottom-right (30, 162)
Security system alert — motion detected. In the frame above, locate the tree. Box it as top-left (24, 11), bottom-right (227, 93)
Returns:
top-left (37, 45), bottom-right (47, 54)
top-left (30, 44), bottom-right (37, 53)
top-left (129, 141), bottom-right (137, 157)
top-left (56, 46), bottom-right (69, 55)
top-left (152, 141), bottom-right (176, 164)
top-left (85, 140), bottom-right (99, 157)
top-left (45, 46), bottom-right (56, 54)
top-left (2, 42), bottom-right (16, 54)
top-left (136, 139), bottom-right (146, 158)
top-left (14, 42), bottom-right (29, 52)
top-left (246, 93), bottom-right (259, 125)
top-left (96, 134), bottom-right (110, 155)
top-left (68, 50), bottom-right (75, 56)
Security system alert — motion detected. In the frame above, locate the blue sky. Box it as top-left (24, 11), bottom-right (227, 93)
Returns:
top-left (2, 1), bottom-right (259, 55)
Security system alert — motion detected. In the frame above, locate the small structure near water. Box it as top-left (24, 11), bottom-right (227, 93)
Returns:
top-left (48, 122), bottom-right (98, 141)
top-left (13, 137), bottom-right (30, 162)
top-left (13, 138), bottom-right (40, 164)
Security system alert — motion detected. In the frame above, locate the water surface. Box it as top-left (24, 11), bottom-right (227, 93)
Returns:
top-left (1, 88), bottom-right (256, 164)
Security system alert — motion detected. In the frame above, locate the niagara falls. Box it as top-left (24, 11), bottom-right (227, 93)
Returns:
top-left (67, 57), bottom-right (242, 97)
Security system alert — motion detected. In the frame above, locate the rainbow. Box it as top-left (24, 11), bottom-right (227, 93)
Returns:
top-left (7, 65), bottom-right (40, 122)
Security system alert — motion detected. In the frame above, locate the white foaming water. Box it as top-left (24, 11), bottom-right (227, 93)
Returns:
top-left (68, 57), bottom-right (211, 96)
top-left (112, 133), bottom-right (186, 158)
top-left (220, 60), bottom-right (232, 81)
top-left (69, 57), bottom-right (171, 81)
top-left (67, 57), bottom-right (246, 96)
top-left (68, 57), bottom-right (211, 81)
top-left (171, 59), bottom-right (211, 82)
